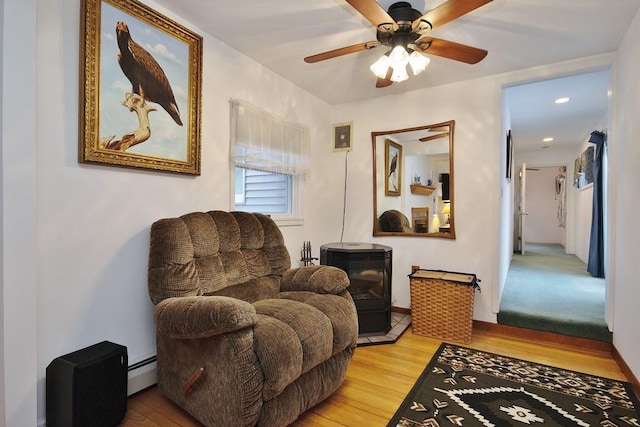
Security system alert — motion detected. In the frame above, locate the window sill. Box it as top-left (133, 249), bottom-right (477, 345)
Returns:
top-left (272, 217), bottom-right (303, 227)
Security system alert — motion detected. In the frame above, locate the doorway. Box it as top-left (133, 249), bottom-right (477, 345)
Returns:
top-left (515, 165), bottom-right (567, 255)
top-left (499, 69), bottom-right (611, 341)
top-left (500, 164), bottom-right (610, 342)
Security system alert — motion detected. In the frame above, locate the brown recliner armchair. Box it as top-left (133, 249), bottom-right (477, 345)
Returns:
top-left (378, 209), bottom-right (412, 232)
top-left (147, 211), bottom-right (358, 426)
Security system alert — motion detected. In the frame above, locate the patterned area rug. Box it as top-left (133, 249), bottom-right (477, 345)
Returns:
top-left (388, 343), bottom-right (640, 427)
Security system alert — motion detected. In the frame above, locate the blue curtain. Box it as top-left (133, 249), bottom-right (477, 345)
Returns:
top-left (587, 130), bottom-right (605, 278)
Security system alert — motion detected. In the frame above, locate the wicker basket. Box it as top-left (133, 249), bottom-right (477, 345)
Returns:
top-left (409, 269), bottom-right (479, 343)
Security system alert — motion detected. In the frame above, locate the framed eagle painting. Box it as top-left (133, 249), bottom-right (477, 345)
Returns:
top-left (80, 0), bottom-right (202, 175)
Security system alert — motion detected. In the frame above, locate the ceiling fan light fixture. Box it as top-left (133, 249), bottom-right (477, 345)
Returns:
top-left (408, 51), bottom-right (430, 75)
top-left (370, 54), bottom-right (390, 79)
top-left (306, 0), bottom-right (493, 89)
top-left (390, 64), bottom-right (409, 82)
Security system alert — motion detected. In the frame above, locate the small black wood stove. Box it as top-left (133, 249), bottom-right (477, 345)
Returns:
top-left (320, 242), bottom-right (392, 335)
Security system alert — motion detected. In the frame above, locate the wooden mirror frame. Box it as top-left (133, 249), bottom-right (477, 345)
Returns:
top-left (372, 120), bottom-right (455, 239)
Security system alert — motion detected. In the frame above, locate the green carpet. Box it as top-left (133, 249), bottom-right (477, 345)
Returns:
top-left (388, 343), bottom-right (639, 427)
top-left (498, 243), bottom-right (611, 342)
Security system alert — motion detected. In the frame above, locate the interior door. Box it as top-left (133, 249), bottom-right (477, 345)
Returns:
top-left (518, 163), bottom-right (527, 255)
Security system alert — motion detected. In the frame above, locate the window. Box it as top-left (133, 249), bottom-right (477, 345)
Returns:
top-left (233, 167), bottom-right (292, 214)
top-left (230, 100), bottom-right (309, 224)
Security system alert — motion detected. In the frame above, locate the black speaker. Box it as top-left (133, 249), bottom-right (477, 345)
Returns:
top-left (46, 341), bottom-right (128, 427)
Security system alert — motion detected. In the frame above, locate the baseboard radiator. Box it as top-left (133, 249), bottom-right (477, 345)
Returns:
top-left (127, 355), bottom-right (157, 396)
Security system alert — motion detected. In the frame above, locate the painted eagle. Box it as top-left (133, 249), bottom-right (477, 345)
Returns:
top-left (115, 21), bottom-right (183, 126)
top-left (389, 152), bottom-right (398, 177)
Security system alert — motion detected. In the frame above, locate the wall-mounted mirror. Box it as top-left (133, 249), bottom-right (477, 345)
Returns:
top-left (372, 120), bottom-right (455, 239)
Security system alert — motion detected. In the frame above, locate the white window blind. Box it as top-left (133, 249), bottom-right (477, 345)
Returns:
top-left (230, 100), bottom-right (310, 177)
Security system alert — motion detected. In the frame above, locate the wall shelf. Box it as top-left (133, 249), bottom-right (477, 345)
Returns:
top-left (410, 184), bottom-right (436, 196)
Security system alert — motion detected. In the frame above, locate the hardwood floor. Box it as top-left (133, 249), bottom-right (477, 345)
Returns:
top-left (121, 324), bottom-right (627, 426)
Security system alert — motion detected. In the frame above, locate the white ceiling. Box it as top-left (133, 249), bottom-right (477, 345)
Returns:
top-left (152, 0), bottom-right (638, 152)
top-left (505, 69), bottom-right (611, 153)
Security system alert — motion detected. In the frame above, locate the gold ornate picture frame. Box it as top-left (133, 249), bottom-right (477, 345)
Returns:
top-left (80, 0), bottom-right (202, 175)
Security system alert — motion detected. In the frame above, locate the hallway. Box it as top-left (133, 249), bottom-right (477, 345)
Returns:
top-left (498, 243), bottom-right (611, 342)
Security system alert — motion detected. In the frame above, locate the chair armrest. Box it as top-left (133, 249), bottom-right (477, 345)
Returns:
top-left (281, 265), bottom-right (349, 294)
top-left (154, 296), bottom-right (257, 339)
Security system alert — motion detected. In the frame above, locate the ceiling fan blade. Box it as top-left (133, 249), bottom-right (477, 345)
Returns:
top-left (425, 126), bottom-right (449, 132)
top-left (376, 68), bottom-right (393, 88)
top-left (414, 37), bottom-right (487, 64)
top-left (413, 0), bottom-right (493, 31)
top-left (419, 132), bottom-right (449, 142)
top-left (346, 0), bottom-right (398, 29)
top-left (304, 41), bottom-right (380, 63)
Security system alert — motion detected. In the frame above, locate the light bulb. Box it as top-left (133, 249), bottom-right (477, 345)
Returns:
top-left (369, 55), bottom-right (390, 79)
top-left (388, 45), bottom-right (409, 68)
top-left (390, 65), bottom-right (409, 83)
top-left (408, 51), bottom-right (430, 75)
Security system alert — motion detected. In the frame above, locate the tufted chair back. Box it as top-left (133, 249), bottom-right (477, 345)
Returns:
top-left (148, 211), bottom-right (291, 305)
top-left (378, 209), bottom-right (412, 232)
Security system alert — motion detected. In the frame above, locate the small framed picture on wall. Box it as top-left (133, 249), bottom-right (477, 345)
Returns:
top-left (385, 139), bottom-right (402, 196)
top-left (333, 122), bottom-right (353, 152)
top-left (506, 129), bottom-right (513, 181)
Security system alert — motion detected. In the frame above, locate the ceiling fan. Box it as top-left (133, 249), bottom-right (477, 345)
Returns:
top-left (304, 0), bottom-right (493, 88)
top-left (419, 125), bottom-right (450, 142)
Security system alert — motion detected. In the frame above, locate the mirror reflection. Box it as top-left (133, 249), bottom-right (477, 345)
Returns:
top-left (372, 120), bottom-right (455, 238)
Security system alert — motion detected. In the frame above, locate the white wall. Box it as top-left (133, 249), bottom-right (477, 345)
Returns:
top-left (611, 5), bottom-right (640, 384)
top-left (575, 184), bottom-right (593, 263)
top-left (1, 0), bottom-right (38, 425)
top-left (332, 80), bottom-right (502, 322)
